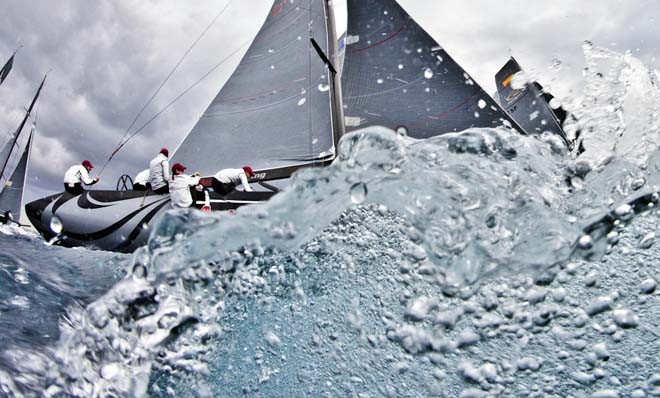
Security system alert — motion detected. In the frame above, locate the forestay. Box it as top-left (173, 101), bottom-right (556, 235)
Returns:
top-left (342, 0), bottom-right (520, 138)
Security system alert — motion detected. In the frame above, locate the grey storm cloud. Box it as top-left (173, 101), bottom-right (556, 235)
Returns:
top-left (0, 0), bottom-right (658, 209)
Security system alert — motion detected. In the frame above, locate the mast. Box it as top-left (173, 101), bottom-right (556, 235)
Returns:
top-left (322, 0), bottom-right (345, 149)
top-left (0, 74), bottom-right (46, 183)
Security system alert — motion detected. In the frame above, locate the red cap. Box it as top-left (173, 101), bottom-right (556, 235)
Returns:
top-left (242, 166), bottom-right (254, 177)
top-left (171, 162), bottom-right (186, 173)
top-left (82, 160), bottom-right (94, 169)
top-left (160, 148), bottom-right (169, 157)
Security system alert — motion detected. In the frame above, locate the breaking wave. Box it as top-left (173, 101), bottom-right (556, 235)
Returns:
top-left (1, 47), bottom-right (660, 397)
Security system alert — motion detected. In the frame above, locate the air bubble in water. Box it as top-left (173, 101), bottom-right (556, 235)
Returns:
top-left (424, 68), bottom-right (433, 79)
top-left (578, 234), bottom-right (593, 249)
top-left (297, 98), bottom-right (306, 106)
top-left (318, 83), bottom-right (330, 92)
top-left (398, 64), bottom-right (404, 70)
top-left (377, 78), bottom-right (384, 84)
top-left (350, 182), bottom-right (367, 204)
top-left (614, 204), bottom-right (633, 221)
top-left (50, 216), bottom-right (63, 234)
top-left (396, 126), bottom-right (408, 136)
top-left (478, 99), bottom-right (487, 109)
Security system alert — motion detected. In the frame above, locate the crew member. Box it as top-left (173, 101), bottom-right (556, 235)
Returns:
top-left (63, 159), bottom-right (99, 195)
top-left (169, 163), bottom-right (202, 208)
top-left (133, 169), bottom-right (151, 191)
top-left (149, 148), bottom-right (170, 194)
top-left (212, 166), bottom-right (255, 195)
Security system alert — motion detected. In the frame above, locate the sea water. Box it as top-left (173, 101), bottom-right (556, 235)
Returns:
top-left (1, 47), bottom-right (660, 397)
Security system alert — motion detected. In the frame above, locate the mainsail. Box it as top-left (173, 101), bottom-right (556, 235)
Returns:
top-left (173, 0), bottom-right (342, 181)
top-left (341, 0), bottom-right (520, 138)
top-left (495, 57), bottom-right (568, 145)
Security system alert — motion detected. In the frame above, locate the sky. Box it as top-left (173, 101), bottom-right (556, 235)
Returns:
top-left (0, 0), bottom-right (659, 221)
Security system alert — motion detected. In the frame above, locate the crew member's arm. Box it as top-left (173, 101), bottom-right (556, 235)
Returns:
top-left (239, 172), bottom-right (253, 192)
top-left (79, 167), bottom-right (99, 185)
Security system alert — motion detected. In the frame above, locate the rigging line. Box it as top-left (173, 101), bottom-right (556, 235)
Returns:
top-left (98, 0), bottom-right (234, 175)
top-left (107, 36), bottom-right (255, 156)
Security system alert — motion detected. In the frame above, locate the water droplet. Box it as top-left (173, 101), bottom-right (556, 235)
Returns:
top-left (317, 83), bottom-right (330, 92)
top-left (473, 111), bottom-right (480, 118)
top-left (578, 234), bottom-right (593, 249)
top-left (350, 182), bottom-right (367, 204)
top-left (424, 68), bottom-right (434, 79)
top-left (297, 98), bottom-right (306, 106)
top-left (638, 232), bottom-right (655, 249)
top-left (614, 204), bottom-right (633, 221)
top-left (612, 308), bottom-right (639, 328)
top-left (50, 216), bottom-right (63, 234)
top-left (377, 78), bottom-right (384, 84)
top-left (477, 99), bottom-right (487, 109)
top-left (551, 58), bottom-right (562, 70)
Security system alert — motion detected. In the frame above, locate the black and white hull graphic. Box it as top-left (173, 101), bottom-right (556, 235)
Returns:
top-left (25, 190), bottom-right (276, 252)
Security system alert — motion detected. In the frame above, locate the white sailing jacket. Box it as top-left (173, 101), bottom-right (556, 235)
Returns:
top-left (213, 168), bottom-right (253, 191)
top-left (170, 174), bottom-right (200, 208)
top-left (63, 165), bottom-right (95, 186)
top-left (149, 153), bottom-right (170, 191)
top-left (134, 169), bottom-right (150, 186)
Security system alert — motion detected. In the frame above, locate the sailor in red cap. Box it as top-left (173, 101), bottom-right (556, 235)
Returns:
top-left (169, 162), bottom-right (203, 208)
top-left (149, 147), bottom-right (170, 194)
top-left (212, 166), bottom-right (255, 195)
top-left (63, 159), bottom-right (100, 195)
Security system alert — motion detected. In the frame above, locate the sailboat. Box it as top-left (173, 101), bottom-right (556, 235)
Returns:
top-left (0, 75), bottom-right (46, 225)
top-left (495, 57), bottom-right (569, 145)
top-left (25, 0), bottom-right (530, 252)
top-left (25, 0), bottom-right (344, 252)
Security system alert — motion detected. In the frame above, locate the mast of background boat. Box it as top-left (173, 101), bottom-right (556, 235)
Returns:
top-left (0, 74), bottom-right (46, 183)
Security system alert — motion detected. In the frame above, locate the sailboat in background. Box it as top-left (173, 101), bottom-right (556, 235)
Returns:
top-left (25, 0), bottom-right (344, 252)
top-left (0, 73), bottom-right (46, 226)
top-left (341, 0), bottom-right (522, 136)
top-left (495, 57), bottom-right (569, 145)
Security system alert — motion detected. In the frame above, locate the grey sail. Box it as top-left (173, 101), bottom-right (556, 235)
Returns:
top-left (0, 131), bottom-right (32, 218)
top-left (495, 57), bottom-right (568, 145)
top-left (341, 0), bottom-right (521, 138)
top-left (0, 53), bottom-right (14, 86)
top-left (173, 0), bottom-right (341, 181)
top-left (25, 0), bottom-right (341, 252)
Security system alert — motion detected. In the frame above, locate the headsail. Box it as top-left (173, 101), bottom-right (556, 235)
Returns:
top-left (341, 0), bottom-right (520, 138)
top-left (173, 0), bottom-right (342, 181)
top-left (0, 131), bottom-right (32, 219)
top-left (0, 53), bottom-right (14, 86)
top-left (495, 57), bottom-right (569, 145)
